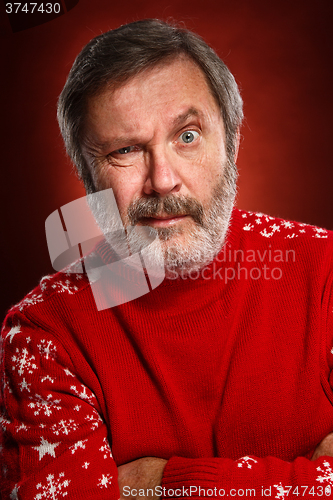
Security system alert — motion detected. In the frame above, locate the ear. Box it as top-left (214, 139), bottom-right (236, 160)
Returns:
top-left (234, 127), bottom-right (241, 162)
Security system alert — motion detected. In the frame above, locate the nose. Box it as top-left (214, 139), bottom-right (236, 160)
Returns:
top-left (143, 146), bottom-right (182, 196)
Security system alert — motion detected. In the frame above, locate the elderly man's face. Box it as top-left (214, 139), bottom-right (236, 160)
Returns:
top-left (82, 57), bottom-right (236, 275)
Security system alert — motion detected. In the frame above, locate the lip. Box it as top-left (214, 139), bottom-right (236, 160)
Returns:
top-left (139, 215), bottom-right (189, 227)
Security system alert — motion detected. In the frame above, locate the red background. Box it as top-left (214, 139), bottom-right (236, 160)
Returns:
top-left (1, 0), bottom-right (333, 319)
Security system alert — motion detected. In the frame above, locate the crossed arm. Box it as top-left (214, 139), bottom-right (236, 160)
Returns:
top-left (118, 457), bottom-right (168, 500)
top-left (117, 434), bottom-right (333, 500)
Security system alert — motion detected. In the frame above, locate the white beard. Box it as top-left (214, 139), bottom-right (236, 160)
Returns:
top-left (87, 159), bottom-right (237, 279)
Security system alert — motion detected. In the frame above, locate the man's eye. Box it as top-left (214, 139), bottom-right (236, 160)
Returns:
top-left (179, 130), bottom-right (199, 144)
top-left (116, 146), bottom-right (133, 154)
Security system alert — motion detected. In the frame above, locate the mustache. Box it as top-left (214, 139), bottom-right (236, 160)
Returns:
top-left (127, 195), bottom-right (204, 226)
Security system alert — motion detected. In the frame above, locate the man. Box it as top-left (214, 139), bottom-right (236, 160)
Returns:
top-left (2, 18), bottom-right (333, 500)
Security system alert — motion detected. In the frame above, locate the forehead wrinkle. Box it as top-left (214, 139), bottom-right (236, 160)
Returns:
top-left (172, 107), bottom-right (201, 128)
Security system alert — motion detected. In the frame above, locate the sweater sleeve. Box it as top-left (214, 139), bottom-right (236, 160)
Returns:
top-left (161, 455), bottom-right (333, 499)
top-left (0, 311), bottom-right (119, 500)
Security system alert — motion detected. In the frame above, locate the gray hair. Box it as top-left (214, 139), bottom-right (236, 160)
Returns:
top-left (57, 18), bottom-right (243, 193)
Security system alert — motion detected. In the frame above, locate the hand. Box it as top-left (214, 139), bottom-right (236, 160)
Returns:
top-left (118, 457), bottom-right (168, 500)
top-left (312, 432), bottom-right (333, 461)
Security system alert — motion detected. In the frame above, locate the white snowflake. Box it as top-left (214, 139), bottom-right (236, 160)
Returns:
top-left (28, 394), bottom-right (62, 417)
top-left (73, 405), bottom-right (81, 412)
top-left (35, 472), bottom-right (71, 499)
top-left (41, 376), bottom-right (55, 384)
top-left (314, 233), bottom-right (328, 239)
top-left (317, 460), bottom-right (333, 486)
top-left (18, 292), bottom-right (44, 312)
top-left (98, 474), bottom-right (113, 488)
top-left (255, 218), bottom-right (262, 224)
top-left (236, 456), bottom-right (258, 469)
top-left (69, 439), bottom-right (88, 455)
top-left (259, 224), bottom-right (281, 238)
top-left (99, 437), bottom-right (113, 459)
top-left (63, 368), bottom-right (75, 377)
top-left (260, 228), bottom-right (274, 238)
top-left (12, 347), bottom-right (37, 376)
top-left (70, 384), bottom-right (96, 405)
top-left (33, 437), bottom-right (59, 461)
top-left (51, 280), bottom-right (78, 295)
top-left (270, 224), bottom-right (280, 233)
top-left (6, 324), bottom-right (21, 343)
top-left (40, 275), bottom-right (52, 292)
top-left (286, 233), bottom-right (298, 239)
top-left (51, 419), bottom-right (79, 436)
top-left (243, 223), bottom-right (254, 231)
top-left (19, 378), bottom-right (31, 392)
top-left (85, 413), bottom-right (102, 430)
top-left (281, 221), bottom-right (294, 229)
top-left (17, 423), bottom-right (28, 431)
top-left (38, 340), bottom-right (57, 360)
top-left (82, 462), bottom-right (90, 469)
top-left (273, 482), bottom-right (289, 499)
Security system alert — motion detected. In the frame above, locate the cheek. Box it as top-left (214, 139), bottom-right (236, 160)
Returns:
top-left (97, 170), bottom-right (143, 218)
top-left (187, 148), bottom-right (225, 199)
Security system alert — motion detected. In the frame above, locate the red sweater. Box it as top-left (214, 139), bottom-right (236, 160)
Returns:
top-left (2, 208), bottom-right (333, 499)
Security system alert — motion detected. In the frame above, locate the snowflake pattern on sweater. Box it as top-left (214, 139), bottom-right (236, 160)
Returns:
top-left (12, 272), bottom-right (85, 314)
top-left (1, 313), bottom-right (118, 499)
top-left (34, 472), bottom-right (71, 499)
top-left (240, 210), bottom-right (329, 239)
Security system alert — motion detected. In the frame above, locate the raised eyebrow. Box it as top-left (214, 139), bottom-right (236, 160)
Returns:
top-left (172, 108), bottom-right (202, 128)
